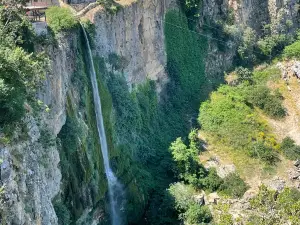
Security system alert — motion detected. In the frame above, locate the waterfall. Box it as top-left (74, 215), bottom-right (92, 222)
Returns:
top-left (81, 24), bottom-right (125, 225)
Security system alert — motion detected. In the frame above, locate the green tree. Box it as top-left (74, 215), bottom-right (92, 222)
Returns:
top-left (198, 85), bottom-right (260, 148)
top-left (238, 27), bottom-right (257, 65)
top-left (185, 204), bottom-right (212, 224)
top-left (169, 137), bottom-right (208, 187)
top-left (46, 7), bottom-right (78, 33)
top-left (248, 86), bottom-right (285, 118)
top-left (0, 4), bottom-right (48, 125)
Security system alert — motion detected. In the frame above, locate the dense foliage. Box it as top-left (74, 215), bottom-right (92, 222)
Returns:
top-left (219, 173), bottom-right (249, 198)
top-left (199, 84), bottom-right (263, 148)
top-left (280, 137), bottom-right (300, 160)
top-left (248, 85), bottom-right (285, 118)
top-left (0, 4), bottom-right (47, 125)
top-left (198, 66), bottom-right (285, 165)
top-left (168, 129), bottom-right (247, 223)
top-left (248, 186), bottom-right (300, 225)
top-left (283, 36), bottom-right (300, 59)
top-left (46, 7), bottom-right (78, 34)
top-left (168, 183), bottom-right (212, 224)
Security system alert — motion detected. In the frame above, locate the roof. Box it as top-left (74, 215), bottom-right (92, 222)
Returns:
top-left (24, 5), bottom-right (49, 10)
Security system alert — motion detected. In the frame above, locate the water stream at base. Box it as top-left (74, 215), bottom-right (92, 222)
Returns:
top-left (81, 24), bottom-right (125, 225)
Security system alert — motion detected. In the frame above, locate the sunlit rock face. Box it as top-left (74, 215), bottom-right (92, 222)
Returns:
top-left (82, 0), bottom-right (177, 92)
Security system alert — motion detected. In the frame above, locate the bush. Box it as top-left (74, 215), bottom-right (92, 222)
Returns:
top-left (249, 142), bottom-right (279, 165)
top-left (281, 137), bottom-right (300, 160)
top-left (219, 173), bottom-right (249, 198)
top-left (203, 168), bottom-right (223, 192)
top-left (249, 186), bottom-right (300, 224)
top-left (169, 183), bottom-right (213, 224)
top-left (0, 79), bottom-right (25, 124)
top-left (169, 137), bottom-right (208, 188)
top-left (185, 204), bottom-right (212, 224)
top-left (235, 66), bottom-right (253, 83)
top-left (283, 40), bottom-right (300, 59)
top-left (199, 85), bottom-right (262, 148)
top-left (46, 7), bottom-right (78, 33)
top-left (168, 183), bottom-right (196, 211)
top-left (248, 86), bottom-right (285, 118)
top-left (97, 0), bottom-right (121, 14)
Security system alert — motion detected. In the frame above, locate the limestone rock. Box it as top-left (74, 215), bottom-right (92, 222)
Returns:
top-left (206, 192), bottom-right (220, 205)
top-left (205, 158), bottom-right (236, 178)
top-left (193, 191), bottom-right (205, 205)
top-left (263, 176), bottom-right (286, 191)
top-left (288, 170), bottom-right (300, 180)
top-left (294, 159), bottom-right (300, 167)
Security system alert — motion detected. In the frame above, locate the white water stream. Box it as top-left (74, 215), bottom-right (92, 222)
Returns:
top-left (81, 25), bottom-right (125, 225)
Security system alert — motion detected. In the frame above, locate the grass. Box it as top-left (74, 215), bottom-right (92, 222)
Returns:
top-left (199, 132), bottom-right (268, 181)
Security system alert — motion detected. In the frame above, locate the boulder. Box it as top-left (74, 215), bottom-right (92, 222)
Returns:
top-left (294, 159), bottom-right (300, 167)
top-left (288, 170), bottom-right (300, 180)
top-left (206, 192), bottom-right (220, 205)
top-left (263, 176), bottom-right (286, 191)
top-left (193, 191), bottom-right (205, 205)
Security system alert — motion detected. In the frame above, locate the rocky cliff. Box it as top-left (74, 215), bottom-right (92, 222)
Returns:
top-left (0, 33), bottom-right (78, 224)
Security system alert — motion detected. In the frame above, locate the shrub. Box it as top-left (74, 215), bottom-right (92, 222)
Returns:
top-left (263, 96), bottom-right (286, 118)
top-left (237, 27), bottom-right (257, 65)
top-left (97, 0), bottom-right (121, 14)
top-left (46, 7), bottom-right (78, 33)
top-left (248, 86), bottom-right (285, 118)
top-left (203, 168), bottom-right (223, 192)
top-left (185, 204), bottom-right (212, 224)
top-left (281, 137), bottom-right (300, 160)
top-left (0, 79), bottom-right (25, 124)
top-left (169, 137), bottom-right (208, 188)
top-left (249, 142), bottom-right (279, 165)
top-left (219, 173), bottom-right (249, 198)
top-left (168, 182), bottom-right (196, 211)
top-left (235, 66), bottom-right (253, 83)
top-left (199, 85), bottom-right (262, 148)
top-left (249, 186), bottom-right (300, 224)
top-left (283, 40), bottom-right (300, 59)
top-left (169, 183), bottom-right (213, 224)
top-left (108, 53), bottom-right (129, 71)
top-left (257, 34), bottom-right (292, 59)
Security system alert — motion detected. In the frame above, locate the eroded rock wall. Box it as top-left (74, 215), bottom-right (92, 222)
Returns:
top-left (83, 0), bottom-right (177, 92)
top-left (0, 33), bottom-right (78, 225)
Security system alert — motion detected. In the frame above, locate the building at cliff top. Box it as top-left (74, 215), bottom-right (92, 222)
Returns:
top-left (25, 0), bottom-right (57, 9)
top-left (25, 0), bottom-right (59, 22)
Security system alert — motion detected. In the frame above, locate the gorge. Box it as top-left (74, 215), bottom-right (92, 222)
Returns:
top-left (0, 0), bottom-right (300, 224)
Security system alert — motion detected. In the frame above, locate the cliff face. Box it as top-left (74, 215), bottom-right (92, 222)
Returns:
top-left (202, 0), bottom-right (299, 81)
top-left (0, 33), bottom-right (78, 224)
top-left (0, 0), bottom-right (299, 224)
top-left (82, 0), bottom-right (177, 91)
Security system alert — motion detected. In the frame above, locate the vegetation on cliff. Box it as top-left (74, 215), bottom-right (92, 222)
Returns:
top-left (46, 7), bottom-right (78, 34)
top-left (0, 3), bottom-right (48, 128)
